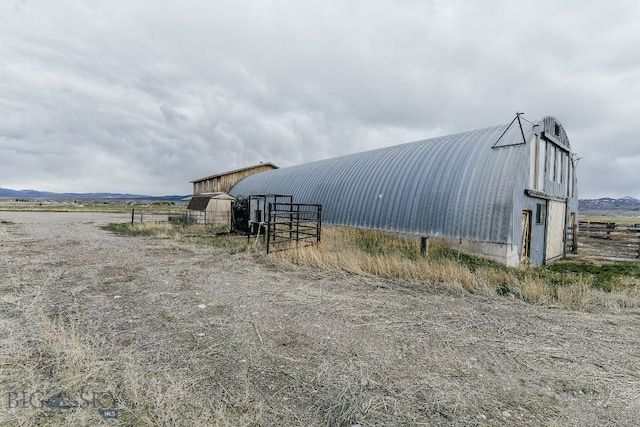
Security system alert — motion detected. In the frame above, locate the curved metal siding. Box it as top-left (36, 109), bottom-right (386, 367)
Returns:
top-left (230, 121), bottom-right (534, 243)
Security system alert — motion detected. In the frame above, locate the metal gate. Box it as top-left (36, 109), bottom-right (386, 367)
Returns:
top-left (266, 202), bottom-right (322, 254)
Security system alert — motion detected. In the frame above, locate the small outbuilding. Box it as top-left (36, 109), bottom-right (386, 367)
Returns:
top-left (188, 163), bottom-right (279, 227)
top-left (229, 115), bottom-right (578, 267)
top-left (186, 192), bottom-right (236, 226)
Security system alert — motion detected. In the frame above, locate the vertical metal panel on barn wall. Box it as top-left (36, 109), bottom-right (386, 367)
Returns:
top-left (519, 198), bottom-right (547, 267)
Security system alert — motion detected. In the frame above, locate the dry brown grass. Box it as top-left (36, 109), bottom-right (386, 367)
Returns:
top-left (280, 228), bottom-right (475, 290)
top-left (0, 280), bottom-right (246, 426)
top-left (275, 226), bottom-right (640, 312)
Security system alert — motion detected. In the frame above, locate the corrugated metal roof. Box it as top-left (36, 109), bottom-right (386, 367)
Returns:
top-left (229, 119), bottom-right (542, 243)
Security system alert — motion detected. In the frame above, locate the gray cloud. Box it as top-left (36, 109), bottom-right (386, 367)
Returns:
top-left (159, 104), bottom-right (190, 124)
top-left (1, 0), bottom-right (639, 197)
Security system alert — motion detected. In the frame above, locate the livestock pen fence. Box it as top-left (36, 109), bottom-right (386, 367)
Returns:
top-left (265, 202), bottom-right (322, 254)
top-left (568, 221), bottom-right (640, 260)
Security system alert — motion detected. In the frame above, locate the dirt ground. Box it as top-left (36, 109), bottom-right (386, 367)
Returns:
top-left (1, 212), bottom-right (640, 426)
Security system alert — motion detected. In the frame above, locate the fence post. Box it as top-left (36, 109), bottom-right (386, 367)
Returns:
top-left (295, 204), bottom-right (300, 244)
top-left (420, 236), bottom-right (429, 257)
top-left (317, 205), bottom-right (322, 243)
top-left (266, 202), bottom-right (272, 254)
top-left (131, 208), bottom-right (135, 225)
top-left (289, 203), bottom-right (294, 240)
top-left (572, 224), bottom-right (578, 254)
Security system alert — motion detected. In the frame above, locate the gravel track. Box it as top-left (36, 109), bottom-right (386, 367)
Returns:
top-left (1, 212), bottom-right (640, 426)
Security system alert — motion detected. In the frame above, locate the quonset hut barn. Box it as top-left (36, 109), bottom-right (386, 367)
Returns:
top-left (229, 116), bottom-right (578, 267)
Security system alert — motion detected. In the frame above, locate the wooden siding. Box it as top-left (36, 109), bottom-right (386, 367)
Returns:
top-left (193, 164), bottom-right (277, 195)
top-left (205, 198), bottom-right (232, 226)
top-left (187, 198), bottom-right (232, 226)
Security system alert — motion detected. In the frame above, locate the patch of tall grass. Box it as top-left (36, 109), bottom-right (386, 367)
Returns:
top-left (276, 227), bottom-right (640, 311)
top-left (1, 307), bottom-right (245, 426)
top-left (103, 221), bottom-right (250, 252)
top-left (103, 221), bottom-right (175, 237)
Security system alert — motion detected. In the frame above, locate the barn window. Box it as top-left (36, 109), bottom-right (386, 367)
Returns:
top-left (568, 160), bottom-right (573, 197)
top-left (530, 134), bottom-right (539, 190)
top-left (550, 144), bottom-right (557, 182)
top-left (554, 122), bottom-right (561, 137)
top-left (555, 149), bottom-right (562, 183)
top-left (538, 138), bottom-right (546, 191)
top-left (536, 204), bottom-right (545, 225)
top-left (213, 178), bottom-right (218, 190)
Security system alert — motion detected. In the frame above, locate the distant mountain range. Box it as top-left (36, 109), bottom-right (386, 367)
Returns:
top-left (0, 188), bottom-right (188, 202)
top-left (579, 196), bottom-right (640, 211)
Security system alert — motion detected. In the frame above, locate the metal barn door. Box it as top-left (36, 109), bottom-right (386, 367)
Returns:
top-left (545, 201), bottom-right (566, 262)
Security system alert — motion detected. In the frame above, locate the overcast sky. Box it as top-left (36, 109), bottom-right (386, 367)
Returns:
top-left (1, 1), bottom-right (639, 198)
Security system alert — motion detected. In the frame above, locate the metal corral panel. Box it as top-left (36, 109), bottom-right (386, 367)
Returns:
top-left (230, 120), bottom-right (540, 244)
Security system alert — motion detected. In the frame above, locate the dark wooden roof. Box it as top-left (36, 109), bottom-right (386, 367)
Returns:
top-left (187, 196), bottom-right (211, 211)
top-left (187, 193), bottom-right (236, 210)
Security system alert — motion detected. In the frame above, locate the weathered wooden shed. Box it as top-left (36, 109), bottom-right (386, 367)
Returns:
top-left (186, 193), bottom-right (235, 226)
top-left (229, 116), bottom-right (578, 267)
top-left (190, 162), bottom-right (278, 195)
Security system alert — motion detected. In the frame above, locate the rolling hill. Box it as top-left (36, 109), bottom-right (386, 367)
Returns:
top-left (0, 188), bottom-right (188, 202)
